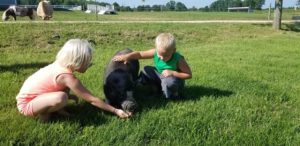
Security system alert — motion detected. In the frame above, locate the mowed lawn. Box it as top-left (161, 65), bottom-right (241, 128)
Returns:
top-left (0, 22), bottom-right (300, 145)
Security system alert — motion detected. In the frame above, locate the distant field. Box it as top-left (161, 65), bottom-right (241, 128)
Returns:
top-left (0, 13), bottom-right (300, 145)
top-left (1, 9), bottom-right (300, 21)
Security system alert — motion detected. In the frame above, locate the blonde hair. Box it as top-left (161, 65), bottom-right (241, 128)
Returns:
top-left (56, 39), bottom-right (92, 70)
top-left (155, 33), bottom-right (176, 51)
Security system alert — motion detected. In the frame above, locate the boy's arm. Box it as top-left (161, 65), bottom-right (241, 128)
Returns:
top-left (113, 49), bottom-right (155, 63)
top-left (56, 74), bottom-right (131, 118)
top-left (139, 49), bottom-right (156, 59)
top-left (170, 57), bottom-right (192, 79)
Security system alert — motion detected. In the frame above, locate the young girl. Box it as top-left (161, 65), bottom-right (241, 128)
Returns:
top-left (16, 39), bottom-right (130, 122)
top-left (113, 33), bottom-right (192, 99)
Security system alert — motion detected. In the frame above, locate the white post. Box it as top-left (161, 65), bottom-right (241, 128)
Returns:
top-left (96, 5), bottom-right (98, 20)
top-left (268, 3), bottom-right (271, 20)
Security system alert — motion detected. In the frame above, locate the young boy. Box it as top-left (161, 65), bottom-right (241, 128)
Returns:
top-left (113, 33), bottom-right (192, 99)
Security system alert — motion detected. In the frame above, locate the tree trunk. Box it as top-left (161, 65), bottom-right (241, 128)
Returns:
top-left (273, 0), bottom-right (283, 30)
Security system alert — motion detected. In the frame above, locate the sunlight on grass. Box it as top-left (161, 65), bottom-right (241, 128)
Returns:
top-left (0, 22), bottom-right (300, 145)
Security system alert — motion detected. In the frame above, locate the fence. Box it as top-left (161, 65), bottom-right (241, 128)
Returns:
top-left (18, 5), bottom-right (82, 10)
top-left (228, 7), bottom-right (252, 13)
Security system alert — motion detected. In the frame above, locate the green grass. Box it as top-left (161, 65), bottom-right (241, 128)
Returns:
top-left (1, 9), bottom-right (300, 21)
top-left (0, 21), bottom-right (300, 145)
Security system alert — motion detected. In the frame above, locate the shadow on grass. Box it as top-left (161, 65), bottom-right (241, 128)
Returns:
top-left (134, 85), bottom-right (234, 112)
top-left (53, 8), bottom-right (72, 11)
top-left (184, 85), bottom-right (233, 100)
top-left (252, 22), bottom-right (300, 32)
top-left (50, 102), bottom-right (109, 126)
top-left (282, 22), bottom-right (300, 32)
top-left (47, 85), bottom-right (233, 124)
top-left (251, 23), bottom-right (272, 28)
top-left (0, 62), bottom-right (50, 73)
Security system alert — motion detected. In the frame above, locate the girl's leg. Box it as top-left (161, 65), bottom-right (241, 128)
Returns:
top-left (30, 91), bottom-right (68, 116)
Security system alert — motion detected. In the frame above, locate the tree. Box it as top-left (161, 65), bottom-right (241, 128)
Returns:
top-left (273, 0), bottom-right (283, 30)
top-left (113, 2), bottom-right (120, 11)
top-left (175, 2), bottom-right (187, 11)
top-left (189, 6), bottom-right (198, 11)
top-left (152, 5), bottom-right (162, 11)
top-left (144, 5), bottom-right (151, 11)
top-left (229, 0), bottom-right (243, 7)
top-left (204, 6), bottom-right (210, 12)
top-left (120, 6), bottom-right (132, 12)
top-left (137, 5), bottom-right (151, 11)
top-left (137, 5), bottom-right (144, 11)
top-left (210, 0), bottom-right (227, 11)
top-left (243, 0), bottom-right (265, 10)
top-left (166, 0), bottom-right (176, 11)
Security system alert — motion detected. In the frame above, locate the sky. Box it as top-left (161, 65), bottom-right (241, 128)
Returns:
top-left (101, 0), bottom-right (297, 9)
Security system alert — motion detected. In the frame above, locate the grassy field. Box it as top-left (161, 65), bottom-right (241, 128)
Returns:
top-left (0, 17), bottom-right (300, 145)
top-left (1, 9), bottom-right (300, 21)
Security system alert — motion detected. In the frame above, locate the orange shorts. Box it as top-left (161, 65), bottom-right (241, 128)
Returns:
top-left (16, 94), bottom-right (37, 117)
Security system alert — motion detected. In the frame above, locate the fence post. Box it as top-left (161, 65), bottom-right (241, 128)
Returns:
top-left (96, 4), bottom-right (98, 20)
top-left (268, 3), bottom-right (271, 20)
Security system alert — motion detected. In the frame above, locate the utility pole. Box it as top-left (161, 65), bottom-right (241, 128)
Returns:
top-left (273, 0), bottom-right (283, 30)
top-left (95, 0), bottom-right (98, 20)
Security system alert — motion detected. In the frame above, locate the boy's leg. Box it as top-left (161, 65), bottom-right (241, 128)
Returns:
top-left (139, 66), bottom-right (161, 86)
top-left (30, 91), bottom-right (68, 116)
top-left (161, 76), bottom-right (185, 99)
top-left (138, 66), bottom-right (162, 95)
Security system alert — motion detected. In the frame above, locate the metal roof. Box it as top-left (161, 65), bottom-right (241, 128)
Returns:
top-left (0, 0), bottom-right (17, 5)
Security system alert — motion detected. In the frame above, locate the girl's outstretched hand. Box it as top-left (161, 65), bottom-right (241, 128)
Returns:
top-left (114, 109), bottom-right (131, 118)
top-left (69, 94), bottom-right (79, 104)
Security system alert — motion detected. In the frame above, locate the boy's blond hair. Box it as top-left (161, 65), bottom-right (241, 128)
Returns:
top-left (155, 33), bottom-right (176, 51)
top-left (56, 39), bottom-right (92, 70)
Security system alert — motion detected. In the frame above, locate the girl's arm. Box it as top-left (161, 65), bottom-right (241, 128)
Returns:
top-left (57, 74), bottom-right (130, 118)
top-left (113, 49), bottom-right (155, 63)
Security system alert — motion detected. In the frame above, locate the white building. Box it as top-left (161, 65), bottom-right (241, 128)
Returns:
top-left (86, 4), bottom-right (117, 15)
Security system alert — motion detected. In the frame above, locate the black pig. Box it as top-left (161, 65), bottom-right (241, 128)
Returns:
top-left (103, 48), bottom-right (139, 113)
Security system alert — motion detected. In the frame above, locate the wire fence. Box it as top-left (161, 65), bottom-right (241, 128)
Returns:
top-left (18, 5), bottom-right (82, 10)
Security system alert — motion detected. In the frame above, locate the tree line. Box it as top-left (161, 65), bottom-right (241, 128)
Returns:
top-left (17, 0), bottom-right (266, 11)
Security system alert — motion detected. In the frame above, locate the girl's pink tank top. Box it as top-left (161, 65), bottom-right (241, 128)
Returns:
top-left (16, 62), bottom-right (73, 99)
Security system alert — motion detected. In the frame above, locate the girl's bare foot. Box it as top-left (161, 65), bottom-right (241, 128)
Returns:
top-left (56, 109), bottom-right (71, 117)
top-left (38, 114), bottom-right (51, 123)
